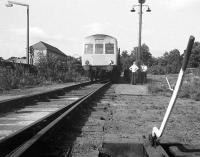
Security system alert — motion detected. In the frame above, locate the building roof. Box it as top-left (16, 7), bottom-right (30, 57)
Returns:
top-left (30, 41), bottom-right (67, 57)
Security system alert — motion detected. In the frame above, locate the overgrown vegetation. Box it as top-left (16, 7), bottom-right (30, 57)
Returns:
top-left (120, 41), bottom-right (200, 101)
top-left (179, 75), bottom-right (200, 101)
top-left (147, 75), bottom-right (172, 96)
top-left (35, 54), bottom-right (83, 83)
top-left (0, 55), bottom-right (84, 92)
top-left (120, 41), bottom-right (200, 75)
top-left (147, 74), bottom-right (200, 101)
top-left (0, 66), bottom-right (41, 91)
top-left (120, 44), bottom-right (153, 72)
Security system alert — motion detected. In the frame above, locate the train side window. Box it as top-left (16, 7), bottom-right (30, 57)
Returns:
top-left (105, 43), bottom-right (114, 54)
top-left (95, 44), bottom-right (103, 54)
top-left (85, 44), bottom-right (93, 54)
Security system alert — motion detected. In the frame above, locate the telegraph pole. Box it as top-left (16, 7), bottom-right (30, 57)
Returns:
top-left (131, 0), bottom-right (151, 84)
top-left (138, 0), bottom-right (144, 63)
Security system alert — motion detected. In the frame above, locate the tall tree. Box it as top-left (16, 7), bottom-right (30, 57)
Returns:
top-left (131, 44), bottom-right (153, 66)
top-left (188, 42), bottom-right (200, 68)
top-left (0, 57), bottom-right (4, 61)
top-left (141, 43), bottom-right (152, 66)
top-left (120, 50), bottom-right (132, 71)
top-left (130, 47), bottom-right (137, 62)
top-left (165, 49), bottom-right (182, 73)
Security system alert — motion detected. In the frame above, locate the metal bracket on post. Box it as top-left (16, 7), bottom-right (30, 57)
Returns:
top-left (150, 36), bottom-right (195, 145)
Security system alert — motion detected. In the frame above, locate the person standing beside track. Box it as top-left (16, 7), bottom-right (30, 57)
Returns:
top-left (141, 63), bottom-right (147, 83)
top-left (129, 62), bottom-right (139, 85)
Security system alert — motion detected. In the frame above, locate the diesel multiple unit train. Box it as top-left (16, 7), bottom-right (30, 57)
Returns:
top-left (82, 34), bottom-right (120, 82)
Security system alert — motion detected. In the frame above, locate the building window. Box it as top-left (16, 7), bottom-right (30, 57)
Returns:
top-left (95, 44), bottom-right (103, 54)
top-left (84, 44), bottom-right (93, 54)
top-left (105, 43), bottom-right (114, 54)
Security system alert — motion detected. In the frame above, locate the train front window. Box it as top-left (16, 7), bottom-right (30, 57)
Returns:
top-left (105, 43), bottom-right (114, 54)
top-left (85, 44), bottom-right (93, 54)
top-left (95, 44), bottom-right (103, 54)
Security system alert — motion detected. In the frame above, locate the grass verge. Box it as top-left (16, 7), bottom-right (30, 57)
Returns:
top-left (147, 74), bottom-right (200, 101)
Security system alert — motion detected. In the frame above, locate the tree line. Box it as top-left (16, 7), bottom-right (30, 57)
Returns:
top-left (120, 41), bottom-right (200, 74)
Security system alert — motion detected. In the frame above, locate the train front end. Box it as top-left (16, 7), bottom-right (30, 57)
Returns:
top-left (82, 34), bottom-right (119, 81)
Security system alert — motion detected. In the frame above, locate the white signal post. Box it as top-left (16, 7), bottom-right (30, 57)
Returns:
top-left (152, 36), bottom-right (195, 140)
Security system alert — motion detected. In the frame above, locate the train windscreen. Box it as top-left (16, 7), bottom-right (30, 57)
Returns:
top-left (105, 43), bottom-right (114, 54)
top-left (95, 44), bottom-right (103, 54)
top-left (84, 44), bottom-right (93, 54)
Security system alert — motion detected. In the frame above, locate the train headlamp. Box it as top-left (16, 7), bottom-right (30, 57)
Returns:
top-left (85, 60), bottom-right (90, 65)
top-left (109, 60), bottom-right (114, 65)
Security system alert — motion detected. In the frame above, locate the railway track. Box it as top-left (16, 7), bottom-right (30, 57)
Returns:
top-left (0, 81), bottom-right (92, 140)
top-left (0, 34), bottom-right (196, 156)
top-left (0, 81), bottom-right (199, 157)
top-left (0, 81), bottom-right (111, 157)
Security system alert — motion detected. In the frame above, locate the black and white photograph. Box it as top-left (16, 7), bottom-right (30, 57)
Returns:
top-left (0, 0), bottom-right (200, 156)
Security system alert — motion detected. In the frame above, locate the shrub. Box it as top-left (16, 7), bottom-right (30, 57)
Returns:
top-left (148, 65), bottom-right (166, 75)
top-left (36, 54), bottom-right (83, 83)
top-left (148, 82), bottom-right (164, 94)
top-left (179, 76), bottom-right (200, 101)
top-left (0, 66), bottom-right (40, 91)
top-left (0, 55), bottom-right (83, 92)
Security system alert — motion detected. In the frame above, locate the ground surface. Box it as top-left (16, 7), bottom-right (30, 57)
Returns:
top-left (1, 76), bottom-right (199, 156)
top-left (71, 79), bottom-right (200, 156)
top-left (104, 84), bottom-right (200, 145)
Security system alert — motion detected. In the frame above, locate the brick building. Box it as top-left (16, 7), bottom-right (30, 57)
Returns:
top-left (30, 41), bottom-right (67, 65)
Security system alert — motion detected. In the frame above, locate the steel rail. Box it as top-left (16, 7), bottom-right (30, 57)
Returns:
top-left (0, 81), bottom-right (110, 157)
top-left (0, 80), bottom-right (100, 156)
top-left (151, 36), bottom-right (195, 140)
top-left (0, 81), bottom-right (92, 113)
top-left (0, 93), bottom-right (86, 156)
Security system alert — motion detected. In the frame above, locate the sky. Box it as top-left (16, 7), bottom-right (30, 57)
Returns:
top-left (0, 0), bottom-right (200, 59)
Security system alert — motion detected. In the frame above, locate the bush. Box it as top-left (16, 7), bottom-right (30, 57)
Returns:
top-left (179, 76), bottom-right (200, 101)
top-left (148, 82), bottom-right (165, 94)
top-left (0, 66), bottom-right (40, 91)
top-left (0, 55), bottom-right (83, 92)
top-left (148, 65), bottom-right (166, 75)
top-left (36, 54), bottom-right (82, 83)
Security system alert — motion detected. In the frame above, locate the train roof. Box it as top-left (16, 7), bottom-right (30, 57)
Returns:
top-left (85, 34), bottom-right (117, 41)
